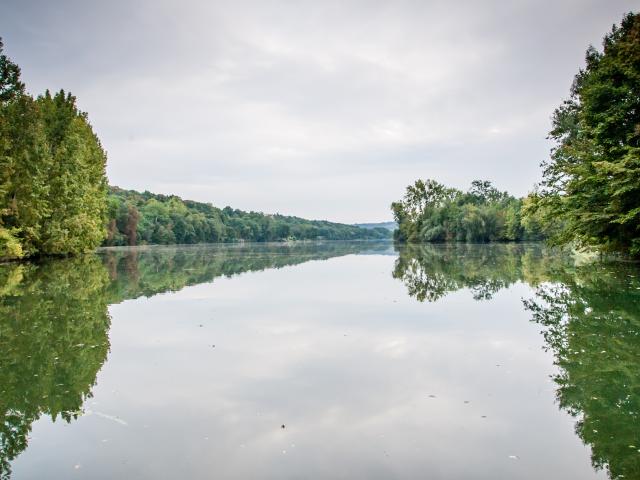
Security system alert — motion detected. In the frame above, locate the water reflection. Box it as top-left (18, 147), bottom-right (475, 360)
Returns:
top-left (0, 257), bottom-right (111, 479)
top-left (1, 242), bottom-right (638, 479)
top-left (0, 241), bottom-right (386, 478)
top-left (392, 243), bottom-right (567, 302)
top-left (102, 242), bottom-right (391, 303)
top-left (393, 243), bottom-right (640, 479)
top-left (524, 262), bottom-right (640, 480)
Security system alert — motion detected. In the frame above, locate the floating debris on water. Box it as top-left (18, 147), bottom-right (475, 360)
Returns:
top-left (86, 410), bottom-right (128, 426)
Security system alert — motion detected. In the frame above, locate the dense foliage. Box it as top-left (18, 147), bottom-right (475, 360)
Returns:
top-left (105, 187), bottom-right (390, 246)
top-left (0, 39), bottom-right (107, 260)
top-left (391, 179), bottom-right (544, 243)
top-left (525, 13), bottom-right (640, 257)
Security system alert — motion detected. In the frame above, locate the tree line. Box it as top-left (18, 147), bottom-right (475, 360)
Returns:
top-left (105, 186), bottom-right (390, 246)
top-left (0, 37), bottom-right (388, 260)
top-left (2, 12), bottom-right (639, 259)
top-left (393, 12), bottom-right (640, 258)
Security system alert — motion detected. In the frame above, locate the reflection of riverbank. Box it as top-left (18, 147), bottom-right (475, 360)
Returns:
top-left (393, 243), bottom-right (640, 479)
top-left (392, 243), bottom-right (572, 302)
top-left (524, 262), bottom-right (640, 480)
top-left (0, 241), bottom-right (386, 479)
top-left (100, 241), bottom-right (392, 304)
top-left (2, 243), bottom-right (638, 480)
top-left (0, 257), bottom-right (112, 479)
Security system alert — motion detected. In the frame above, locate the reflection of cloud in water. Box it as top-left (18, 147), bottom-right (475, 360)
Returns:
top-left (1, 241), bottom-right (384, 479)
top-left (3, 242), bottom-right (636, 479)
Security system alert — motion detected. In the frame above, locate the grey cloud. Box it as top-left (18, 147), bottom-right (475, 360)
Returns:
top-left (1, 0), bottom-right (636, 222)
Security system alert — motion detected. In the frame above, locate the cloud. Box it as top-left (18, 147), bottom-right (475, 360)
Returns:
top-left (1, 0), bottom-right (636, 222)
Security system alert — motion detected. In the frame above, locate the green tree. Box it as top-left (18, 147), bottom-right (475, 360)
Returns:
top-left (529, 13), bottom-right (640, 257)
top-left (0, 40), bottom-right (50, 259)
top-left (391, 179), bottom-right (541, 244)
top-left (36, 91), bottom-right (108, 255)
top-left (0, 38), bottom-right (109, 259)
top-left (104, 187), bottom-right (391, 246)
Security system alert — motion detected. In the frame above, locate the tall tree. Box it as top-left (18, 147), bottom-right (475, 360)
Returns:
top-left (529, 13), bottom-right (640, 257)
top-left (35, 90), bottom-right (108, 255)
top-left (1, 39), bottom-right (109, 259)
top-left (0, 39), bottom-right (50, 259)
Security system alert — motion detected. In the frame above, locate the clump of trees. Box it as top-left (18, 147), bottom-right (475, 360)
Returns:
top-left (391, 179), bottom-right (545, 243)
top-left (0, 38), bottom-right (107, 260)
top-left (525, 12), bottom-right (640, 258)
top-left (104, 187), bottom-right (391, 246)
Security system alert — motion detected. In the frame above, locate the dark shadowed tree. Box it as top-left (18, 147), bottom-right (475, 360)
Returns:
top-left (526, 13), bottom-right (640, 257)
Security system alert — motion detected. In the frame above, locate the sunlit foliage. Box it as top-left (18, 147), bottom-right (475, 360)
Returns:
top-left (0, 39), bottom-right (107, 260)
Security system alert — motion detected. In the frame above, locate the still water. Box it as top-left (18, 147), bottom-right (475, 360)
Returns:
top-left (0, 242), bottom-right (638, 479)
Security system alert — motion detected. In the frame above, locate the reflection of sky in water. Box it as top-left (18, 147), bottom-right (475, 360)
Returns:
top-left (12, 252), bottom-right (604, 479)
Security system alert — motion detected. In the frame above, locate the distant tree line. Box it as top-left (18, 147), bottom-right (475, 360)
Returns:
top-left (104, 187), bottom-right (391, 246)
top-left (0, 38), bottom-right (107, 260)
top-left (0, 36), bottom-right (388, 260)
top-left (391, 179), bottom-right (546, 243)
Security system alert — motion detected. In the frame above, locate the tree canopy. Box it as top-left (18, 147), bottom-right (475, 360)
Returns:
top-left (105, 187), bottom-right (391, 246)
top-left (0, 38), bottom-right (107, 260)
top-left (391, 179), bottom-right (544, 243)
top-left (525, 12), bottom-right (640, 257)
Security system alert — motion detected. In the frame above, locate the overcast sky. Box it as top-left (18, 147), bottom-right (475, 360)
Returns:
top-left (1, 0), bottom-right (636, 223)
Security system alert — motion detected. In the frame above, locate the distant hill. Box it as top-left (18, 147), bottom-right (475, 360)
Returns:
top-left (105, 187), bottom-right (392, 246)
top-left (353, 222), bottom-right (397, 231)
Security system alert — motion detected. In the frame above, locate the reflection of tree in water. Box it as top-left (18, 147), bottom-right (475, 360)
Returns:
top-left (0, 241), bottom-right (385, 477)
top-left (101, 241), bottom-right (387, 303)
top-left (0, 257), bottom-right (111, 479)
top-left (524, 263), bottom-right (640, 480)
top-left (395, 244), bottom-right (640, 479)
top-left (392, 243), bottom-right (565, 302)
top-left (7, 241), bottom-right (635, 479)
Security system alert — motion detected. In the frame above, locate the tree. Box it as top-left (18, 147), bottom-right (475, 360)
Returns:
top-left (0, 38), bottom-right (109, 259)
top-left (0, 39), bottom-right (24, 102)
top-left (530, 13), bottom-right (640, 257)
top-left (0, 39), bottom-right (50, 259)
top-left (125, 204), bottom-right (139, 246)
top-left (391, 179), bottom-right (541, 243)
top-left (35, 90), bottom-right (108, 255)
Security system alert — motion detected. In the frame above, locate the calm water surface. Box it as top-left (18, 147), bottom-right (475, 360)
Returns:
top-left (1, 242), bottom-right (638, 479)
